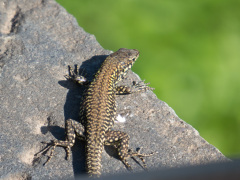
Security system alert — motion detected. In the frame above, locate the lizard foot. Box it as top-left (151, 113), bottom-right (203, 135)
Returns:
top-left (132, 80), bottom-right (155, 93)
top-left (128, 147), bottom-right (156, 170)
top-left (64, 65), bottom-right (88, 84)
top-left (34, 140), bottom-right (71, 165)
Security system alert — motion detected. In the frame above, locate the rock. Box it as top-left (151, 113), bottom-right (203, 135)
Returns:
top-left (0, 0), bottom-right (228, 179)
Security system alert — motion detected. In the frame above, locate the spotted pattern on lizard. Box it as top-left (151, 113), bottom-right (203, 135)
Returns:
top-left (35, 48), bottom-right (155, 177)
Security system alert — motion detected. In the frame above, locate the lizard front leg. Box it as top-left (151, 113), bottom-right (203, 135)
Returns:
top-left (35, 119), bottom-right (85, 165)
top-left (65, 65), bottom-right (89, 85)
top-left (116, 80), bottom-right (154, 95)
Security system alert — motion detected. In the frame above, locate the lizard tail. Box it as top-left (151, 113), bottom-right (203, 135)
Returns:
top-left (86, 140), bottom-right (104, 177)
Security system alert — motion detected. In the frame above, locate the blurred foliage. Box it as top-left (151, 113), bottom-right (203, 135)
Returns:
top-left (56, 0), bottom-right (240, 157)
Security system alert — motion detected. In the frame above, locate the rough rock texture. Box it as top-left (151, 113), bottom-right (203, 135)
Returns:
top-left (0, 0), bottom-right (228, 179)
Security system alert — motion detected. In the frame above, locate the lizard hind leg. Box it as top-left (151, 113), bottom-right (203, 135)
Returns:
top-left (128, 147), bottom-right (155, 170)
top-left (35, 119), bottom-right (85, 165)
top-left (105, 130), bottom-right (154, 171)
top-left (35, 139), bottom-right (71, 166)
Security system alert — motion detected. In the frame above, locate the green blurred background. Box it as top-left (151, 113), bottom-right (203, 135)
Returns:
top-left (56, 0), bottom-right (240, 158)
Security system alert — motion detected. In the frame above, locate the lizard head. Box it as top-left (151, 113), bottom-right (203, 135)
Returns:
top-left (113, 48), bottom-right (139, 70)
top-left (109, 48), bottom-right (140, 81)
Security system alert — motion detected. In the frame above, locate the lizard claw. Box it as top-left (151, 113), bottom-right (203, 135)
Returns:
top-left (65, 65), bottom-right (88, 85)
top-left (129, 147), bottom-right (155, 170)
top-left (34, 140), bottom-right (58, 165)
top-left (132, 80), bottom-right (155, 93)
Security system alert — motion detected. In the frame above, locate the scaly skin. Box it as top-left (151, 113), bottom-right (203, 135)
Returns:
top-left (36, 48), bottom-right (154, 177)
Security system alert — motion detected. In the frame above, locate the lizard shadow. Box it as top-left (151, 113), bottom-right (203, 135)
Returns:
top-left (40, 55), bottom-right (108, 177)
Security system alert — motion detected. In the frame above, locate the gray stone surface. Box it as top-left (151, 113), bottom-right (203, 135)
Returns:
top-left (0, 0), bottom-right (228, 179)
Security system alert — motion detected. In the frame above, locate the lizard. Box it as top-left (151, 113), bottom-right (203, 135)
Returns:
top-left (35, 48), bottom-right (155, 177)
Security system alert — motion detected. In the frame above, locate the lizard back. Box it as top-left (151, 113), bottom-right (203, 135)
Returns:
top-left (83, 48), bottom-right (139, 175)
